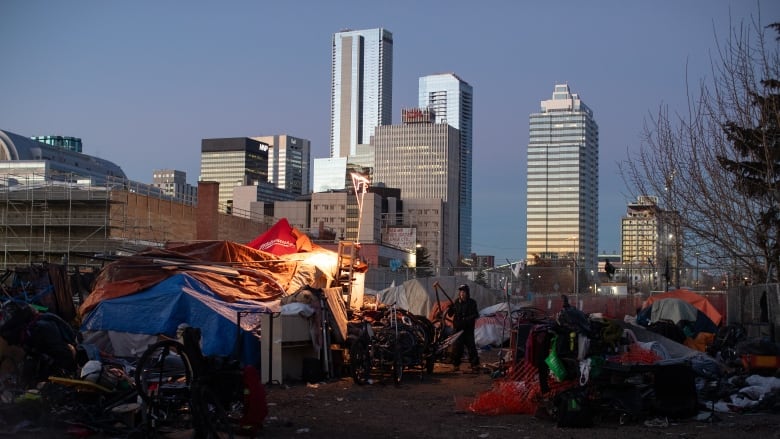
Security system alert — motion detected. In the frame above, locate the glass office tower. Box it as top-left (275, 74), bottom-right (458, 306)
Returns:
top-left (330, 28), bottom-right (393, 158)
top-left (252, 135), bottom-right (311, 196)
top-left (419, 73), bottom-right (473, 258)
top-left (527, 84), bottom-right (599, 275)
top-left (200, 137), bottom-right (269, 212)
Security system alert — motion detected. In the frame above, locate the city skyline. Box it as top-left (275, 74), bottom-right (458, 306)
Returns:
top-left (1, 1), bottom-right (775, 263)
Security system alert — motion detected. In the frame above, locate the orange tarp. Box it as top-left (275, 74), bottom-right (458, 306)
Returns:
top-left (643, 289), bottom-right (723, 326)
top-left (79, 241), bottom-right (307, 316)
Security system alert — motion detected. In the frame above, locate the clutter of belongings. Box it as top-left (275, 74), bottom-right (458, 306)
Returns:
top-left (465, 294), bottom-right (780, 427)
top-left (0, 218), bottom-right (346, 435)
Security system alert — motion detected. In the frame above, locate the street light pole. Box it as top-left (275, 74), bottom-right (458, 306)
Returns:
top-left (567, 236), bottom-right (578, 297)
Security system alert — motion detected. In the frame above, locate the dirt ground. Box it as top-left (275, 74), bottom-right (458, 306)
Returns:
top-left (2, 348), bottom-right (779, 438)
top-left (262, 348), bottom-right (780, 439)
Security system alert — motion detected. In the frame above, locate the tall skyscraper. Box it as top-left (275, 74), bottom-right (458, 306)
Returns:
top-left (330, 28), bottom-right (393, 158)
top-left (527, 84), bottom-right (599, 276)
top-left (419, 73), bottom-right (473, 257)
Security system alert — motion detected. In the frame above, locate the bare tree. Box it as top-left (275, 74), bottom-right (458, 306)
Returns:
top-left (620, 17), bottom-right (780, 283)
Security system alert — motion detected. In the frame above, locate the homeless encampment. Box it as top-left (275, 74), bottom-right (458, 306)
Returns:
top-left (468, 295), bottom-right (726, 425)
top-left (79, 238), bottom-right (335, 366)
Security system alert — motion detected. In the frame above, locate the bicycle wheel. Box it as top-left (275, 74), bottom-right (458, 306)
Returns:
top-left (135, 339), bottom-right (194, 434)
top-left (349, 340), bottom-right (371, 385)
top-left (135, 340), bottom-right (193, 404)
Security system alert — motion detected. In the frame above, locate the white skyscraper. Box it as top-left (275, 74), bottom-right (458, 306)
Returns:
top-left (330, 28), bottom-right (393, 158)
top-left (419, 73), bottom-right (473, 258)
top-left (527, 84), bottom-right (599, 277)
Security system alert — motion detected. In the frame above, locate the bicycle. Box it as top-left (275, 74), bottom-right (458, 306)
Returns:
top-left (348, 304), bottom-right (439, 385)
top-left (134, 327), bottom-right (259, 438)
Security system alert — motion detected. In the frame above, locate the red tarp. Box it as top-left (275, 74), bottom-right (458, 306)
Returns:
top-left (246, 218), bottom-right (313, 255)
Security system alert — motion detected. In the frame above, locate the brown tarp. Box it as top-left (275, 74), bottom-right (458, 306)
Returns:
top-left (79, 240), bottom-right (335, 317)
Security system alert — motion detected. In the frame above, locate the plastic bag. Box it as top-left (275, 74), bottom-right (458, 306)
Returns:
top-left (545, 335), bottom-right (567, 381)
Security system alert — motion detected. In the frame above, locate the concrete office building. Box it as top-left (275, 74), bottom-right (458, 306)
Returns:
top-left (419, 73), bottom-right (473, 257)
top-left (152, 169), bottom-right (197, 205)
top-left (527, 84), bottom-right (599, 277)
top-left (330, 28), bottom-right (393, 158)
top-left (371, 108), bottom-right (460, 268)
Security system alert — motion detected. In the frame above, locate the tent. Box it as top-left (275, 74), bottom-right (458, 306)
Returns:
top-left (643, 289), bottom-right (723, 327)
top-left (376, 277), bottom-right (501, 318)
top-left (637, 290), bottom-right (722, 338)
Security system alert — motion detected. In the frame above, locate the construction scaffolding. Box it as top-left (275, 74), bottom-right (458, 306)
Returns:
top-left (0, 174), bottom-right (195, 269)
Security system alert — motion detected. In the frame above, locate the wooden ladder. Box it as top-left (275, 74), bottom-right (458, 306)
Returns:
top-left (336, 241), bottom-right (358, 308)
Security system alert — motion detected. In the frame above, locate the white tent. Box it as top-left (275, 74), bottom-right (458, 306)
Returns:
top-left (376, 276), bottom-right (501, 318)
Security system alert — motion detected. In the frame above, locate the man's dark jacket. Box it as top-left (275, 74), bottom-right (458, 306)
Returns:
top-left (451, 297), bottom-right (479, 331)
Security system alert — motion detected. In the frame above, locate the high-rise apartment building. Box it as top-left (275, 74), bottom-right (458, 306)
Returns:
top-left (200, 137), bottom-right (269, 212)
top-left (419, 73), bottom-right (473, 257)
top-left (251, 135), bottom-right (311, 196)
top-left (527, 84), bottom-right (599, 277)
top-left (372, 108), bottom-right (460, 268)
top-left (621, 195), bottom-right (682, 292)
top-left (330, 28), bottom-right (393, 158)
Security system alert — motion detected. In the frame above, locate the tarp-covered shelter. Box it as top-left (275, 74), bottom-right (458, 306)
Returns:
top-left (79, 230), bottom-right (340, 365)
top-left (81, 272), bottom-right (274, 364)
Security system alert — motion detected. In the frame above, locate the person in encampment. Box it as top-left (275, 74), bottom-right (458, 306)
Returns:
top-left (449, 284), bottom-right (480, 373)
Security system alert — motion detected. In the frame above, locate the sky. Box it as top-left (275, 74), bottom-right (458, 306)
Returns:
top-left (1, 1), bottom-right (777, 264)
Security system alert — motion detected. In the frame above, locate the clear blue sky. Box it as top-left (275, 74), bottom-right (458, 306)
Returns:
top-left (1, 1), bottom-right (776, 264)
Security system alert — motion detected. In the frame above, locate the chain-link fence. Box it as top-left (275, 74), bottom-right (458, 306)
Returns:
top-left (726, 283), bottom-right (779, 341)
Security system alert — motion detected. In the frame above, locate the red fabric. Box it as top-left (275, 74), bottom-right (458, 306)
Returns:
top-left (246, 218), bottom-right (298, 255)
top-left (240, 365), bottom-right (268, 430)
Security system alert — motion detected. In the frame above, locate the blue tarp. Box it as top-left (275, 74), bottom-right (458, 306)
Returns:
top-left (81, 273), bottom-right (272, 365)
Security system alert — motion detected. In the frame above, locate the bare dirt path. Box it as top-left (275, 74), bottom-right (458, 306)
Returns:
top-left (262, 350), bottom-right (780, 439)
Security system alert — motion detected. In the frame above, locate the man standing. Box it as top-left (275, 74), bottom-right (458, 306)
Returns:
top-left (449, 284), bottom-right (480, 372)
